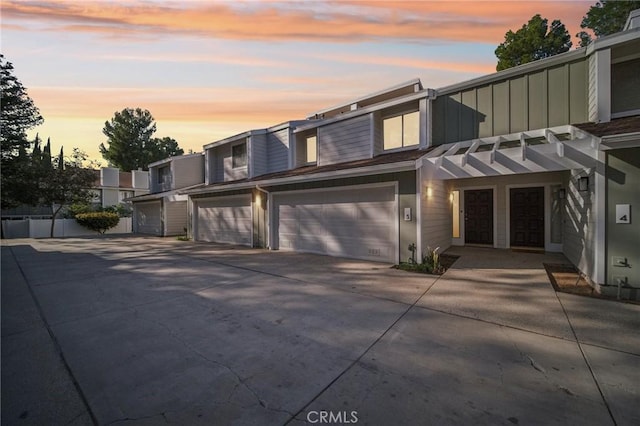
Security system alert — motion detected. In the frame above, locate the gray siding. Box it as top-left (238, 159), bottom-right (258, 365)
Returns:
top-left (173, 155), bottom-right (204, 189)
top-left (251, 134), bottom-right (268, 177)
top-left (588, 54), bottom-right (598, 121)
top-left (606, 148), bottom-right (640, 293)
top-left (420, 178), bottom-right (452, 254)
top-left (563, 168), bottom-right (596, 283)
top-left (164, 200), bottom-right (188, 236)
top-left (318, 114), bottom-right (371, 166)
top-left (372, 111), bottom-right (383, 156)
top-left (611, 58), bottom-right (640, 115)
top-left (433, 58), bottom-right (588, 144)
top-left (267, 128), bottom-right (290, 173)
top-left (215, 142), bottom-right (249, 182)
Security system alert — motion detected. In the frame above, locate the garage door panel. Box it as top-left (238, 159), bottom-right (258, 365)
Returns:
top-left (275, 185), bottom-right (397, 262)
top-left (196, 195), bottom-right (252, 245)
top-left (135, 202), bottom-right (162, 236)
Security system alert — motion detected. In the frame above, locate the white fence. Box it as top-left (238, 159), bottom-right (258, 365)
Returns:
top-left (2, 218), bottom-right (132, 239)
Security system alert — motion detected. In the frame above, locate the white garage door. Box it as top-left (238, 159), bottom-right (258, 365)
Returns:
top-left (134, 201), bottom-right (162, 236)
top-left (274, 185), bottom-right (397, 262)
top-left (195, 195), bottom-right (252, 245)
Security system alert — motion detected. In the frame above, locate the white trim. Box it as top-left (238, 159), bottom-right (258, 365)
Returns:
top-left (270, 181), bottom-right (400, 264)
top-left (182, 160), bottom-right (417, 196)
top-left (192, 193), bottom-right (253, 247)
top-left (504, 182), bottom-right (563, 252)
top-left (611, 109), bottom-right (640, 119)
top-left (454, 185), bottom-right (498, 248)
top-left (595, 150), bottom-right (606, 286)
top-left (416, 166), bottom-right (423, 259)
top-left (295, 91), bottom-right (430, 133)
top-left (306, 78), bottom-right (423, 118)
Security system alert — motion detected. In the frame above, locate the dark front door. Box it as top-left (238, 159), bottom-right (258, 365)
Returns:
top-left (510, 187), bottom-right (544, 248)
top-left (465, 189), bottom-right (493, 245)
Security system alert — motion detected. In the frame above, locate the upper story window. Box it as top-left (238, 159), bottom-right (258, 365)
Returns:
top-left (383, 110), bottom-right (419, 150)
top-left (232, 143), bottom-right (247, 168)
top-left (157, 166), bottom-right (171, 185)
top-left (306, 136), bottom-right (317, 164)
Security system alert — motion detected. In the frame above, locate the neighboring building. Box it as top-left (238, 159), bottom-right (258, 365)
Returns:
top-left (160, 12), bottom-right (637, 299)
top-left (92, 167), bottom-right (149, 208)
top-left (131, 153), bottom-right (204, 236)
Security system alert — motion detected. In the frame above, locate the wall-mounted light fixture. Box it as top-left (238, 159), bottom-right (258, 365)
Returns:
top-left (578, 176), bottom-right (589, 192)
top-left (426, 187), bottom-right (433, 197)
top-left (558, 188), bottom-right (566, 200)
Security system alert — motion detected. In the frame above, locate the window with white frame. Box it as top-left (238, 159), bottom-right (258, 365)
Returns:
top-left (383, 111), bottom-right (419, 150)
top-left (232, 143), bottom-right (247, 168)
top-left (306, 135), bottom-right (317, 163)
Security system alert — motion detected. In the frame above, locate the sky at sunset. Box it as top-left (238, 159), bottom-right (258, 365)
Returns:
top-left (1, 0), bottom-right (594, 166)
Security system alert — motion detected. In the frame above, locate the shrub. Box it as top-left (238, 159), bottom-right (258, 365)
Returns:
top-left (75, 212), bottom-right (120, 234)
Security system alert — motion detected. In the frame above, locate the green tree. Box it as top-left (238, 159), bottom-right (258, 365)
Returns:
top-left (1, 55), bottom-right (44, 209)
top-left (495, 15), bottom-right (572, 71)
top-left (41, 147), bottom-right (97, 237)
top-left (577, 0), bottom-right (640, 47)
top-left (99, 108), bottom-right (184, 171)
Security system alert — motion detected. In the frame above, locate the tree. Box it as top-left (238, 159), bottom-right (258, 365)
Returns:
top-left (495, 15), bottom-right (572, 71)
top-left (99, 108), bottom-right (184, 171)
top-left (577, 1), bottom-right (640, 47)
top-left (1, 55), bottom-right (44, 209)
top-left (41, 147), bottom-right (97, 237)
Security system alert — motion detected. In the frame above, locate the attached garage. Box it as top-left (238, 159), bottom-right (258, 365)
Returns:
top-left (273, 184), bottom-right (398, 262)
top-left (134, 200), bottom-right (162, 236)
top-left (194, 194), bottom-right (252, 245)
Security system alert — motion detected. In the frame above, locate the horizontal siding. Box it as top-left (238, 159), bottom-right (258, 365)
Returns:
top-left (319, 115), bottom-right (371, 166)
top-left (421, 178), bottom-right (451, 253)
top-left (563, 169), bottom-right (596, 280)
top-left (267, 128), bottom-right (290, 173)
top-left (251, 134), bottom-right (268, 177)
top-left (173, 156), bottom-right (204, 189)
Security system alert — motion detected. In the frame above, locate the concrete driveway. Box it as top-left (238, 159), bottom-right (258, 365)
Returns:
top-left (2, 237), bottom-right (639, 425)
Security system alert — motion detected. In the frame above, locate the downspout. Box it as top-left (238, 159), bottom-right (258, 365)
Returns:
top-left (255, 185), bottom-right (271, 249)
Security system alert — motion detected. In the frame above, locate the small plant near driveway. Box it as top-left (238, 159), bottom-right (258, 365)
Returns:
top-left (395, 245), bottom-right (458, 275)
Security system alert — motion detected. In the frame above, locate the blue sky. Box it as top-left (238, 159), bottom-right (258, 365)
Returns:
top-left (1, 0), bottom-right (592, 165)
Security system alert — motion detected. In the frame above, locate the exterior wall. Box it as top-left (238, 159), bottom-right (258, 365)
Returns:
top-left (210, 143), bottom-right (249, 182)
top-left (266, 128), bottom-right (290, 174)
top-left (433, 58), bottom-right (589, 145)
top-left (449, 171), bottom-right (566, 249)
top-left (265, 171), bottom-right (417, 262)
top-left (318, 114), bottom-right (371, 166)
top-left (164, 200), bottom-right (188, 236)
top-left (131, 170), bottom-right (149, 190)
top-left (251, 134), bottom-right (268, 177)
top-left (173, 155), bottom-right (204, 189)
top-left (372, 111), bottom-right (383, 156)
top-left (102, 188), bottom-right (120, 207)
top-left (253, 189), bottom-right (268, 248)
top-left (563, 168), bottom-right (597, 282)
top-left (420, 177), bottom-right (452, 255)
top-left (101, 168), bottom-right (119, 187)
top-left (605, 147), bottom-right (640, 297)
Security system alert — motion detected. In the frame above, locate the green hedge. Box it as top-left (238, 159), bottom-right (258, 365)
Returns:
top-left (75, 212), bottom-right (120, 234)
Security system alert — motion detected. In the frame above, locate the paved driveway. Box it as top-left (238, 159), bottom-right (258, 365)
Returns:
top-left (2, 238), bottom-right (639, 425)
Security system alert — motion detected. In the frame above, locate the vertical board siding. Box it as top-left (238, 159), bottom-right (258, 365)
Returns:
top-left (433, 58), bottom-right (588, 144)
top-left (165, 201), bottom-right (188, 236)
top-left (318, 115), bottom-right (371, 166)
top-left (267, 128), bottom-right (290, 173)
top-left (421, 178), bottom-right (452, 254)
top-left (251, 134), bottom-right (268, 177)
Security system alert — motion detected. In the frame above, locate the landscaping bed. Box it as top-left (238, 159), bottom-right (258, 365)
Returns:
top-left (394, 254), bottom-right (459, 275)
